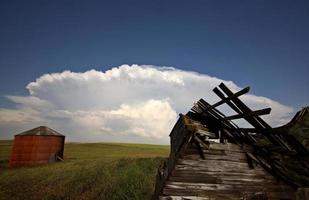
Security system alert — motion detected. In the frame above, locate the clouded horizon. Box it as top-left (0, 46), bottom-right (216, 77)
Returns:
top-left (0, 1), bottom-right (308, 144)
top-left (0, 64), bottom-right (295, 144)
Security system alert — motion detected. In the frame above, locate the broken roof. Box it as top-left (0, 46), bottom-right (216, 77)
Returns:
top-left (189, 83), bottom-right (309, 187)
top-left (154, 82), bottom-right (309, 199)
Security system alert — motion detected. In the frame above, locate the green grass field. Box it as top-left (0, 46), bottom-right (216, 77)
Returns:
top-left (0, 140), bottom-right (169, 200)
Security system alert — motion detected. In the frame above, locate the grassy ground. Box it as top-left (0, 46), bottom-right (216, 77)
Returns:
top-left (0, 140), bottom-right (169, 200)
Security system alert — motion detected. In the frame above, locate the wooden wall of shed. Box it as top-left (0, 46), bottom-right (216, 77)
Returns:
top-left (154, 115), bottom-right (191, 199)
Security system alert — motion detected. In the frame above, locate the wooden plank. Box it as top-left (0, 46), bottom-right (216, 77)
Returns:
top-left (194, 135), bottom-right (210, 149)
top-left (221, 108), bottom-right (271, 121)
top-left (192, 102), bottom-right (204, 114)
top-left (216, 83), bottom-right (289, 150)
top-left (181, 153), bottom-right (247, 163)
top-left (186, 147), bottom-right (247, 155)
top-left (172, 169), bottom-right (274, 178)
top-left (238, 128), bottom-right (259, 132)
top-left (174, 165), bottom-right (266, 173)
top-left (181, 149), bottom-right (247, 158)
top-left (168, 176), bottom-right (276, 185)
top-left (195, 129), bottom-right (216, 138)
top-left (162, 190), bottom-right (295, 200)
top-left (198, 98), bottom-right (257, 144)
top-left (201, 142), bottom-right (253, 152)
top-left (211, 86), bottom-right (250, 108)
top-left (213, 87), bottom-right (243, 114)
top-left (161, 190), bottom-right (243, 200)
top-left (171, 171), bottom-right (276, 181)
top-left (218, 82), bottom-right (271, 130)
top-left (197, 99), bottom-right (234, 130)
top-left (163, 185), bottom-right (295, 198)
top-left (164, 182), bottom-right (295, 193)
top-left (160, 193), bottom-right (294, 200)
top-left (175, 166), bottom-right (259, 173)
top-left (176, 159), bottom-right (251, 168)
top-left (215, 85), bottom-right (262, 129)
top-left (193, 136), bottom-right (205, 159)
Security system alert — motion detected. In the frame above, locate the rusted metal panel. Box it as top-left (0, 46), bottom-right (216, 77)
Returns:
top-left (9, 134), bottom-right (65, 168)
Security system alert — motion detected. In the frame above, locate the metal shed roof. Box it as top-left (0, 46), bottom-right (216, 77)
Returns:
top-left (16, 126), bottom-right (64, 137)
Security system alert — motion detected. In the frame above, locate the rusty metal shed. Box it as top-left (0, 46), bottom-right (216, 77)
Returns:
top-left (9, 126), bottom-right (65, 168)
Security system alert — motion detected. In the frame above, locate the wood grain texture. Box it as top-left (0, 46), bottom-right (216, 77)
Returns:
top-left (156, 142), bottom-right (296, 200)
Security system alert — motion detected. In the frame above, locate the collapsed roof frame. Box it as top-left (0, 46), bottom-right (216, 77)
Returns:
top-left (153, 83), bottom-right (309, 199)
top-left (190, 82), bottom-right (307, 155)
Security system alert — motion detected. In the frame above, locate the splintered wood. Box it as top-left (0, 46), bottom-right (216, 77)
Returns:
top-left (153, 83), bottom-right (309, 200)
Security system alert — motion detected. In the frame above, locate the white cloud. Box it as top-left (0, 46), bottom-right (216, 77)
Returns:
top-left (0, 64), bottom-right (294, 143)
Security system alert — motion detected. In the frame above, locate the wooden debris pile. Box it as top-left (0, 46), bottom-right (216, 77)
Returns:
top-left (153, 83), bottom-right (309, 200)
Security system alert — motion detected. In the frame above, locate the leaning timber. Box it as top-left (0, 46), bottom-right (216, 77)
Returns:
top-left (153, 83), bottom-right (309, 200)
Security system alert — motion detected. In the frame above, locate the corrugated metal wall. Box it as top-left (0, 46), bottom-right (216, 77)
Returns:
top-left (9, 135), bottom-right (65, 167)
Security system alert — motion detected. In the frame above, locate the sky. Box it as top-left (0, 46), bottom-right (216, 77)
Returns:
top-left (0, 0), bottom-right (308, 143)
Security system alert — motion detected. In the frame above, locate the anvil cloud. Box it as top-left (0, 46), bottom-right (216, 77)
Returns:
top-left (0, 65), bottom-right (293, 144)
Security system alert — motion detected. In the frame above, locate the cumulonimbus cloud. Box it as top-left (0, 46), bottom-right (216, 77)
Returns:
top-left (0, 64), bottom-right (294, 143)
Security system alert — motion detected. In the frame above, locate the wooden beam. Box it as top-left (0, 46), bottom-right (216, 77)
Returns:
top-left (195, 129), bottom-right (216, 138)
top-left (193, 136), bottom-right (205, 159)
top-left (218, 82), bottom-right (271, 129)
top-left (217, 83), bottom-right (289, 148)
top-left (194, 134), bottom-right (210, 149)
top-left (197, 99), bottom-right (235, 130)
top-left (212, 86), bottom-right (250, 108)
top-left (197, 99), bottom-right (253, 144)
top-left (198, 99), bottom-right (225, 119)
top-left (238, 128), bottom-right (259, 133)
top-left (212, 87), bottom-right (267, 142)
top-left (221, 108), bottom-right (271, 121)
top-left (192, 102), bottom-right (203, 114)
top-left (194, 98), bottom-right (259, 145)
top-left (214, 83), bottom-right (283, 147)
top-left (213, 87), bottom-right (243, 114)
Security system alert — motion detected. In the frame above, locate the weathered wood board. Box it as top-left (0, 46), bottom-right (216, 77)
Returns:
top-left (153, 83), bottom-right (309, 200)
top-left (158, 142), bottom-right (296, 200)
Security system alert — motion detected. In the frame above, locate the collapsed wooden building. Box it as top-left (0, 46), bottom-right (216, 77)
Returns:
top-left (153, 83), bottom-right (309, 200)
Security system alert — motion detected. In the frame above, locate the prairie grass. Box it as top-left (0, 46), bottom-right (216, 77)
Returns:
top-left (0, 141), bottom-right (169, 200)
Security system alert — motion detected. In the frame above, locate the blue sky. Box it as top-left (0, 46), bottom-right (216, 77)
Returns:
top-left (0, 0), bottom-right (308, 142)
